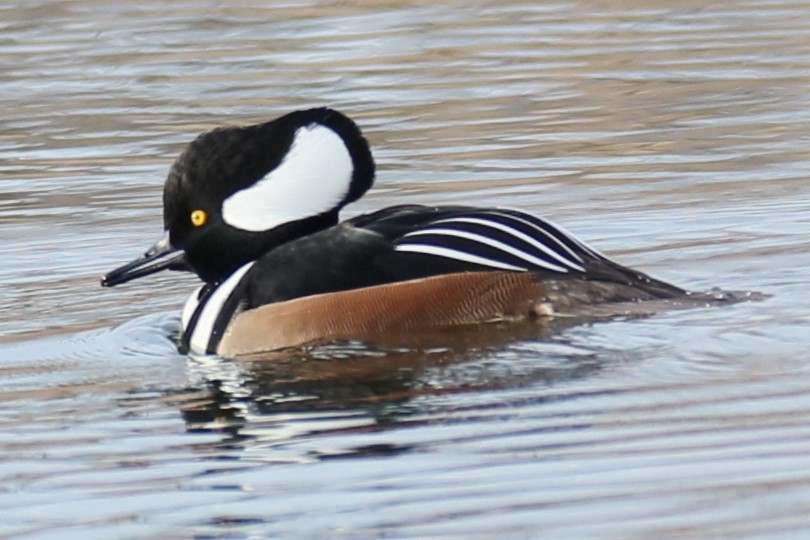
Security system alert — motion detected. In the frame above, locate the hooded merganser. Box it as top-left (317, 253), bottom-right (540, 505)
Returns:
top-left (101, 108), bottom-right (713, 357)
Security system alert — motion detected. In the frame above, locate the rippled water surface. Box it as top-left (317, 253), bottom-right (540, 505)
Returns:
top-left (2, 1), bottom-right (810, 537)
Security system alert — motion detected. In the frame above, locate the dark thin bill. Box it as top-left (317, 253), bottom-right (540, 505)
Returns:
top-left (101, 232), bottom-right (189, 287)
top-left (102, 250), bottom-right (188, 287)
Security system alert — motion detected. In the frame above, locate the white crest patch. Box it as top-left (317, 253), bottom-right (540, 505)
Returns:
top-left (222, 124), bottom-right (353, 232)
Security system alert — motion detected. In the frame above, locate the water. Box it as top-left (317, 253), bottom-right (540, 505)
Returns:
top-left (2, 0), bottom-right (810, 537)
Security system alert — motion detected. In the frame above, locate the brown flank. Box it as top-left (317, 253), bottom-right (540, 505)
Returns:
top-left (217, 271), bottom-right (670, 357)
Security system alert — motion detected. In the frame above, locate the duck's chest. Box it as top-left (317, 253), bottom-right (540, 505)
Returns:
top-left (180, 262), bottom-right (255, 354)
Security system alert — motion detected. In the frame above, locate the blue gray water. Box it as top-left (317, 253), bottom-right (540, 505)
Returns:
top-left (2, 1), bottom-right (810, 538)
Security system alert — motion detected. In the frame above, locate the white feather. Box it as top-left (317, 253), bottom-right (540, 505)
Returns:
top-left (222, 124), bottom-right (353, 232)
top-left (396, 244), bottom-right (527, 271)
top-left (187, 262), bottom-right (254, 354)
top-left (431, 216), bottom-right (585, 271)
top-left (401, 228), bottom-right (570, 273)
top-left (181, 284), bottom-right (204, 332)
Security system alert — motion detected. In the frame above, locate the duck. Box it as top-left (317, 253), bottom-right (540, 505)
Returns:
top-left (101, 107), bottom-right (727, 357)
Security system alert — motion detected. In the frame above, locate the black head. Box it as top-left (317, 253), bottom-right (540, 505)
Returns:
top-left (102, 108), bottom-right (375, 287)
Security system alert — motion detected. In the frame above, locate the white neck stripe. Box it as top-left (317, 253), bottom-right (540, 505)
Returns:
top-left (181, 284), bottom-right (204, 332)
top-left (222, 124), bottom-right (353, 232)
top-left (187, 262), bottom-right (255, 355)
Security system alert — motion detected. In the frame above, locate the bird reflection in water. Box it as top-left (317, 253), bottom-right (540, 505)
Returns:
top-left (171, 316), bottom-right (607, 459)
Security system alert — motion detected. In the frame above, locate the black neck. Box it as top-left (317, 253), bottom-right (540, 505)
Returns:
top-left (190, 210), bottom-right (340, 284)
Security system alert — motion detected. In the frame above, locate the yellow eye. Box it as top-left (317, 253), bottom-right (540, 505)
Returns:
top-left (190, 209), bottom-right (207, 227)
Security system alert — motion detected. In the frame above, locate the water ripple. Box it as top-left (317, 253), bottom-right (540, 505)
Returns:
top-left (2, 0), bottom-right (810, 538)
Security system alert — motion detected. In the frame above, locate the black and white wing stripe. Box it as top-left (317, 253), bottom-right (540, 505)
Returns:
top-left (394, 209), bottom-right (598, 274)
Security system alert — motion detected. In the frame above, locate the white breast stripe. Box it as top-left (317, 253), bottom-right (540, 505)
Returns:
top-left (431, 216), bottom-right (585, 271)
top-left (222, 124), bottom-right (352, 232)
top-left (188, 262), bottom-right (255, 355)
top-left (181, 284), bottom-right (204, 333)
top-left (402, 228), bottom-right (569, 273)
top-left (396, 244), bottom-right (527, 271)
